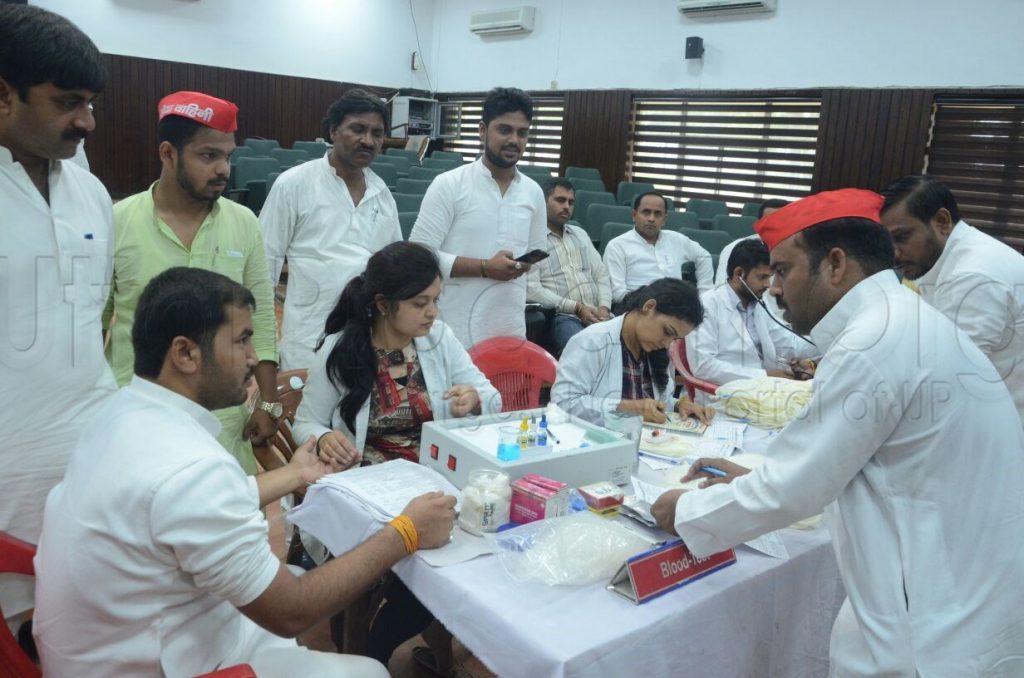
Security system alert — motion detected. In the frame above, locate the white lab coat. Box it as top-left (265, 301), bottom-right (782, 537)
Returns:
top-left (293, 320), bottom-right (502, 451)
top-left (260, 156), bottom-right (401, 370)
top-left (673, 272), bottom-right (1024, 676)
top-left (686, 283), bottom-right (815, 390)
top-left (409, 160), bottom-right (548, 348)
top-left (551, 315), bottom-right (676, 424)
top-left (915, 220), bottom-right (1024, 427)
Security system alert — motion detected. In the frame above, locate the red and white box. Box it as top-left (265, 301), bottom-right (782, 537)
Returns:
top-left (510, 474), bottom-right (569, 524)
top-left (577, 481), bottom-right (625, 512)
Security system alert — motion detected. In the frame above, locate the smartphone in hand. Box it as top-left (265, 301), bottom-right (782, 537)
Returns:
top-left (514, 249), bottom-right (550, 264)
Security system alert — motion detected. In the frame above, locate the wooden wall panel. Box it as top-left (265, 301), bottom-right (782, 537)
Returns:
top-left (811, 88), bottom-right (934, 193)
top-left (558, 90), bottom-right (632, 191)
top-left (88, 54), bottom-right (393, 198)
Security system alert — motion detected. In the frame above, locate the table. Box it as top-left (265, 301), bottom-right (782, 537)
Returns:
top-left (289, 424), bottom-right (846, 678)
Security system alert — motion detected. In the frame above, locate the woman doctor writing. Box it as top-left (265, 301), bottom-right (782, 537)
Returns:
top-left (293, 241), bottom-right (501, 468)
top-left (552, 277), bottom-right (714, 425)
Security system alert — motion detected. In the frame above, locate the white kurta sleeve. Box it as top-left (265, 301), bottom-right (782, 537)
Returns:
top-left (586, 238), bottom-right (614, 309)
top-left (931, 273), bottom-right (1013, 357)
top-left (258, 180), bottom-right (297, 289)
top-left (764, 313), bottom-right (817, 361)
top-left (150, 457), bottom-right (280, 607)
top-left (673, 348), bottom-right (901, 557)
top-left (409, 178), bottom-right (458, 277)
top-left (604, 240), bottom-right (629, 303)
top-left (292, 336), bottom-right (342, 445)
top-left (691, 243), bottom-right (714, 293)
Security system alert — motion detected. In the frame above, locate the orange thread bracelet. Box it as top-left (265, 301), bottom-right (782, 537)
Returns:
top-left (389, 515), bottom-right (419, 554)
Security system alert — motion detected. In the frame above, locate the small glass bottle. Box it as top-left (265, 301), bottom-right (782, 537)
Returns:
top-left (519, 416), bottom-right (530, 449)
top-left (537, 414), bottom-right (548, 446)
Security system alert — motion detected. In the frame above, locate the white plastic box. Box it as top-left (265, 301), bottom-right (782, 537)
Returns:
top-left (418, 408), bottom-right (636, 490)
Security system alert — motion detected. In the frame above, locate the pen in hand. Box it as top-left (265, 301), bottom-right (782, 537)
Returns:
top-left (698, 465), bottom-right (727, 478)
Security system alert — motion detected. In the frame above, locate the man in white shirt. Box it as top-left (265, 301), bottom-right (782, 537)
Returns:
top-left (653, 189), bottom-right (1024, 677)
top-left (261, 89), bottom-right (401, 370)
top-left (0, 4), bottom-right (117, 626)
top-left (34, 267), bottom-right (457, 677)
top-left (410, 87), bottom-right (547, 348)
top-left (604, 191), bottom-right (713, 309)
top-left (879, 175), bottom-right (1024, 426)
top-left (527, 177), bottom-right (612, 354)
top-left (686, 238), bottom-right (815, 390)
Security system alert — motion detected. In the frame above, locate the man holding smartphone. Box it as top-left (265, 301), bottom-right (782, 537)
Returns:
top-left (410, 87), bottom-right (547, 348)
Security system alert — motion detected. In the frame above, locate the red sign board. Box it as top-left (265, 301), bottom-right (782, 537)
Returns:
top-left (608, 540), bottom-right (736, 604)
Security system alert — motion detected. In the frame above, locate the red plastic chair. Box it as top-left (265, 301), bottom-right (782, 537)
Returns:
top-left (669, 338), bottom-right (719, 401)
top-left (194, 665), bottom-right (257, 677)
top-left (0, 532), bottom-right (39, 678)
top-left (468, 337), bottom-right (557, 412)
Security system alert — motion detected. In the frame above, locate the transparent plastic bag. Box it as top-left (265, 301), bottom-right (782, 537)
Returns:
top-left (488, 513), bottom-right (651, 586)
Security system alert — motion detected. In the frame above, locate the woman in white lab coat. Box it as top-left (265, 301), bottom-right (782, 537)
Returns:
top-left (552, 277), bottom-right (714, 425)
top-left (292, 241), bottom-right (500, 672)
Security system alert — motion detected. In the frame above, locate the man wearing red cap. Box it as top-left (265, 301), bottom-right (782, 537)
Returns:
top-left (653, 189), bottom-right (1024, 676)
top-left (107, 91), bottom-right (281, 475)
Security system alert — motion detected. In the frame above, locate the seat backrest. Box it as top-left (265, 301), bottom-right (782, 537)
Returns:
top-left (665, 210), bottom-right (700, 232)
top-left (373, 154), bottom-right (412, 174)
top-left (392, 192), bottom-right (424, 212)
top-left (567, 177), bottom-right (606, 193)
top-left (230, 145), bottom-right (255, 159)
top-left (429, 150), bottom-right (464, 164)
top-left (243, 138), bottom-right (280, 155)
top-left (617, 181), bottom-right (657, 207)
top-left (679, 228), bottom-right (732, 256)
top-left (0, 532), bottom-right (41, 678)
top-left (396, 178), bottom-right (432, 194)
top-left (467, 337), bottom-right (557, 412)
top-left (574, 191), bottom-right (616, 227)
top-left (267, 171), bottom-right (282, 192)
top-left (711, 215), bottom-right (757, 240)
top-left (668, 339), bottom-right (719, 401)
top-left (408, 166), bottom-right (445, 181)
top-left (421, 157), bottom-right (459, 170)
top-left (231, 157), bottom-right (281, 187)
top-left (293, 140), bottom-right (329, 159)
top-left (599, 222), bottom-right (633, 255)
top-left (398, 211), bottom-right (417, 239)
top-left (565, 166), bottom-right (603, 182)
top-left (586, 204), bottom-right (634, 242)
top-left (270, 148), bottom-right (309, 168)
top-left (741, 201), bottom-right (762, 218)
top-left (685, 198), bottom-right (730, 220)
top-left (371, 162), bottom-right (399, 188)
top-left (385, 147), bottom-right (421, 165)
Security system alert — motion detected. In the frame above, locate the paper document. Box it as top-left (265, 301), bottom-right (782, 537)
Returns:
top-left (742, 531), bottom-right (790, 559)
top-left (316, 459), bottom-right (461, 522)
top-left (702, 419), bottom-right (747, 446)
top-left (644, 412), bottom-right (708, 435)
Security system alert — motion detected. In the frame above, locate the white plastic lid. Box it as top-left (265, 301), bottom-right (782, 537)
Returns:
top-left (289, 376), bottom-right (305, 390)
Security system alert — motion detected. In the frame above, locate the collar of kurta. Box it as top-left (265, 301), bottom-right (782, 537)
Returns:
top-left (128, 376), bottom-right (222, 438)
top-left (473, 157), bottom-right (522, 185)
top-left (913, 220), bottom-right (969, 289)
top-left (808, 270), bottom-right (901, 354)
top-left (0, 143), bottom-right (65, 179)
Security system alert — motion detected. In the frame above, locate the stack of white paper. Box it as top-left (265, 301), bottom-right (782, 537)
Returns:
top-left (316, 459), bottom-right (462, 522)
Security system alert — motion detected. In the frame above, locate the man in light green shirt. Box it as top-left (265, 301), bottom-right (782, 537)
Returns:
top-left (106, 91), bottom-right (280, 474)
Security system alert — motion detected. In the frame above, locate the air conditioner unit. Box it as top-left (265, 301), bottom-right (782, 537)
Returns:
top-left (469, 6), bottom-right (536, 35)
top-left (677, 0), bottom-right (776, 18)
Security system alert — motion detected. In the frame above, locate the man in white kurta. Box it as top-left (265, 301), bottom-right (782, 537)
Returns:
top-left (34, 267), bottom-right (453, 677)
top-left (604, 193), bottom-right (713, 304)
top-left (687, 239), bottom-right (814, 389)
top-left (0, 3), bottom-right (116, 622)
top-left (410, 88), bottom-right (547, 348)
top-left (261, 91), bottom-right (401, 370)
top-left (654, 189), bottom-right (1024, 676)
top-left (880, 175), bottom-right (1024, 426)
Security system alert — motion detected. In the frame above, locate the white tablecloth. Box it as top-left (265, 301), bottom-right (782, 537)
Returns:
top-left (289, 423), bottom-right (846, 677)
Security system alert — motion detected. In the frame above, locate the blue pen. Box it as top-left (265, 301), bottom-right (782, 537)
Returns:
top-left (698, 465), bottom-right (727, 478)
